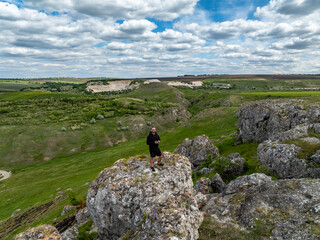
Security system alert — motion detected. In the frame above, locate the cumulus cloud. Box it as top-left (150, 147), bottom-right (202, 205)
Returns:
top-left (255, 0), bottom-right (320, 19)
top-left (22, 0), bottom-right (199, 21)
top-left (0, 0), bottom-right (320, 77)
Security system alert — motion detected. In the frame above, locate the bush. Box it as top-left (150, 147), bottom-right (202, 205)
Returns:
top-left (67, 190), bottom-right (80, 206)
top-left (76, 220), bottom-right (98, 240)
top-left (90, 118), bottom-right (96, 124)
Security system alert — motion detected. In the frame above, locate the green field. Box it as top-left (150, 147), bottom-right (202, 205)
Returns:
top-left (1, 77), bottom-right (320, 239)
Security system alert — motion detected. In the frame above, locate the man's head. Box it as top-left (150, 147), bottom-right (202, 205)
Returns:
top-left (151, 127), bottom-right (156, 134)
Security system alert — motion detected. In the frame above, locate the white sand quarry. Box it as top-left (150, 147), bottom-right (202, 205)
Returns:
top-left (86, 80), bottom-right (137, 93)
top-left (87, 79), bottom-right (203, 93)
top-left (145, 79), bottom-right (203, 88)
top-left (0, 170), bottom-right (11, 181)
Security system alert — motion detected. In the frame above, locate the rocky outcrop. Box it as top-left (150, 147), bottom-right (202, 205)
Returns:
top-left (13, 225), bottom-right (62, 240)
top-left (174, 135), bottom-right (219, 167)
top-left (203, 174), bottom-right (320, 240)
top-left (237, 99), bottom-right (320, 143)
top-left (87, 152), bottom-right (203, 240)
top-left (257, 140), bottom-right (320, 179)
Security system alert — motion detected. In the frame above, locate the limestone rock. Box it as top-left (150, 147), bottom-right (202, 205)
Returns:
top-left (75, 207), bottom-right (91, 226)
top-left (310, 150), bottom-right (320, 164)
top-left (194, 177), bottom-right (212, 194)
top-left (225, 173), bottom-right (272, 195)
top-left (61, 206), bottom-right (76, 217)
top-left (211, 173), bottom-right (226, 193)
top-left (14, 225), bottom-right (62, 240)
top-left (203, 175), bottom-right (320, 239)
top-left (61, 226), bottom-right (78, 240)
top-left (174, 135), bottom-right (219, 167)
top-left (300, 137), bottom-right (320, 145)
top-left (87, 152), bottom-right (203, 240)
top-left (225, 153), bottom-right (245, 177)
top-left (198, 167), bottom-right (212, 175)
top-left (311, 123), bottom-right (320, 133)
top-left (194, 192), bottom-right (208, 209)
top-left (257, 140), bottom-right (307, 178)
top-left (237, 99), bottom-right (320, 143)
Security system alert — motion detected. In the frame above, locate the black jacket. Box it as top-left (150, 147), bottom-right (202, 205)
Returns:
top-left (147, 132), bottom-right (160, 149)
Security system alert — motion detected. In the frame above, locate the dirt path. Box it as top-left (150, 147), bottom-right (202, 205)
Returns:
top-left (0, 170), bottom-right (11, 181)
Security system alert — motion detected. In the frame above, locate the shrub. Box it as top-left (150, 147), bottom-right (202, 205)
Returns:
top-left (76, 220), bottom-right (98, 240)
top-left (66, 190), bottom-right (80, 206)
top-left (90, 118), bottom-right (96, 124)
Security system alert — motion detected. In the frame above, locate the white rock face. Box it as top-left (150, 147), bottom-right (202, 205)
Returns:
top-left (87, 152), bottom-right (203, 240)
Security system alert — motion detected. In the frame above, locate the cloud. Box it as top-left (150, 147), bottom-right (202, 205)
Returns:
top-left (255, 0), bottom-right (320, 19)
top-left (1, 0), bottom-right (320, 77)
top-left (22, 0), bottom-right (199, 21)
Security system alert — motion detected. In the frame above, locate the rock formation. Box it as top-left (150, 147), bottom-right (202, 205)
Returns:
top-left (203, 173), bottom-right (320, 239)
top-left (174, 135), bottom-right (219, 167)
top-left (87, 152), bottom-right (203, 240)
top-left (13, 225), bottom-right (62, 240)
top-left (237, 99), bottom-right (320, 143)
top-left (257, 140), bottom-right (320, 179)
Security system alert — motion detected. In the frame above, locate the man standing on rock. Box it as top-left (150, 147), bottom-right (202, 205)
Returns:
top-left (147, 127), bottom-right (164, 172)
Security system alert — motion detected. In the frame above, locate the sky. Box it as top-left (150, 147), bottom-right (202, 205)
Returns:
top-left (0, 0), bottom-right (319, 78)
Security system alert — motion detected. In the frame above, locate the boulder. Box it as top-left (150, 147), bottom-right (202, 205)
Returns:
top-left (225, 153), bottom-right (245, 177)
top-left (237, 100), bottom-right (320, 143)
top-left (13, 225), bottom-right (62, 240)
top-left (87, 152), bottom-right (203, 240)
top-left (203, 175), bottom-right (320, 239)
top-left (224, 173), bottom-right (272, 195)
top-left (257, 140), bottom-right (307, 178)
top-left (211, 173), bottom-right (226, 193)
top-left (194, 177), bottom-right (212, 194)
top-left (174, 135), bottom-right (219, 167)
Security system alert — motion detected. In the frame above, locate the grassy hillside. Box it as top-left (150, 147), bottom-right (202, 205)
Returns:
top-left (1, 77), bottom-right (320, 239)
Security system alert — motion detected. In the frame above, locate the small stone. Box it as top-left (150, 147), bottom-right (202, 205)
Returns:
top-left (11, 209), bottom-right (21, 217)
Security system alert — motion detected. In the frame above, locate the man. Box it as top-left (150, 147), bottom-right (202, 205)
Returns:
top-left (146, 127), bottom-right (164, 172)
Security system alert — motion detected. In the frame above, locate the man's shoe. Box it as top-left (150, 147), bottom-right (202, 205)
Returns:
top-left (150, 166), bottom-right (155, 172)
top-left (157, 162), bottom-right (164, 166)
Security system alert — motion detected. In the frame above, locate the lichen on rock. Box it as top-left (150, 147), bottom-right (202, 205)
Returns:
top-left (86, 152), bottom-right (203, 240)
top-left (13, 225), bottom-right (62, 240)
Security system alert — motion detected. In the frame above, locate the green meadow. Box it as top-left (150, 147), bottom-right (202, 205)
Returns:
top-left (1, 76), bottom-right (320, 239)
